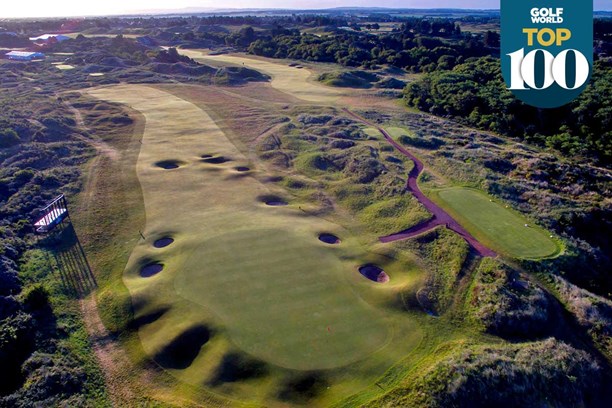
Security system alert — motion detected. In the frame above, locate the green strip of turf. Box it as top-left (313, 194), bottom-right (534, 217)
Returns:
top-left (435, 187), bottom-right (559, 259)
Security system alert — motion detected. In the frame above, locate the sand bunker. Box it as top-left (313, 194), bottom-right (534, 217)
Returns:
top-left (202, 156), bottom-right (230, 164)
top-left (277, 372), bottom-right (328, 403)
top-left (318, 233), bottom-right (340, 244)
top-left (258, 194), bottom-right (288, 206)
top-left (153, 237), bottom-right (174, 248)
top-left (154, 325), bottom-right (212, 369)
top-left (235, 166), bottom-right (250, 172)
top-left (209, 352), bottom-right (268, 385)
top-left (358, 264), bottom-right (389, 283)
top-left (130, 307), bottom-right (169, 329)
top-left (155, 160), bottom-right (184, 169)
top-left (140, 263), bottom-right (164, 277)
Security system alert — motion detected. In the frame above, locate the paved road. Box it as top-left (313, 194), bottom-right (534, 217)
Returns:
top-left (343, 109), bottom-right (496, 258)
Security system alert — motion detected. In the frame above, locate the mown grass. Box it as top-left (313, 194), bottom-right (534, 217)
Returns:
top-left (177, 50), bottom-right (345, 103)
top-left (66, 95), bottom-right (193, 406)
top-left (86, 85), bottom-right (426, 406)
top-left (430, 187), bottom-right (560, 259)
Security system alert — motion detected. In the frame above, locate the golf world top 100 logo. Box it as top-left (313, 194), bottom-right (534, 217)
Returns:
top-left (501, 0), bottom-right (593, 108)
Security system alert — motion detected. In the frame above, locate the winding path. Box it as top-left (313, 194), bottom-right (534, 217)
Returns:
top-left (343, 109), bottom-right (496, 258)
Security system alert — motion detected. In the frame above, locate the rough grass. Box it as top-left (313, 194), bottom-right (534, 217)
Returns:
top-left (432, 187), bottom-right (559, 259)
top-left (369, 338), bottom-right (605, 408)
top-left (465, 258), bottom-right (557, 339)
top-left (392, 228), bottom-right (470, 315)
top-left (358, 196), bottom-right (431, 235)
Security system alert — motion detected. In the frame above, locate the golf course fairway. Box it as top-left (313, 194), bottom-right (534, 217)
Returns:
top-left (178, 49), bottom-right (344, 103)
top-left (434, 187), bottom-right (560, 259)
top-left (86, 85), bottom-right (422, 403)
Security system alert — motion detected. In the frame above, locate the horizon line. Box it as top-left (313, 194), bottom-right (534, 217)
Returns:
top-left (2, 6), bottom-right (611, 19)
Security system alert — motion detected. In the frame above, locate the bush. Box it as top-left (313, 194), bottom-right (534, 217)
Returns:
top-left (22, 284), bottom-right (50, 311)
top-left (12, 169), bottom-right (36, 186)
top-left (0, 128), bottom-right (20, 148)
top-left (0, 312), bottom-right (35, 394)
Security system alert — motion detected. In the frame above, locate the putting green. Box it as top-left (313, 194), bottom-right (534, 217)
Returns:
top-left (175, 228), bottom-right (387, 370)
top-left (177, 49), bottom-right (344, 103)
top-left (434, 187), bottom-right (559, 259)
top-left (86, 85), bottom-right (416, 390)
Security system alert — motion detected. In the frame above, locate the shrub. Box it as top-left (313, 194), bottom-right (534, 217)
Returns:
top-left (22, 284), bottom-right (50, 311)
top-left (0, 128), bottom-right (20, 148)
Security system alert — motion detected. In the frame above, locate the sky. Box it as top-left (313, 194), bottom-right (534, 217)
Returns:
top-left (0, 1), bottom-right (610, 18)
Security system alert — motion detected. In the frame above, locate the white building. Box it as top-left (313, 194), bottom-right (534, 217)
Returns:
top-left (5, 51), bottom-right (45, 61)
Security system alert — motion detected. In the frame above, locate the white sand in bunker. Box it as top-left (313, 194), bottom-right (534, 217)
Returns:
top-left (177, 49), bottom-right (344, 103)
top-left (86, 85), bottom-right (391, 375)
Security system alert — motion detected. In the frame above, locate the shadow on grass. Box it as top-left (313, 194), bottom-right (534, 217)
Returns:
top-left (40, 222), bottom-right (97, 298)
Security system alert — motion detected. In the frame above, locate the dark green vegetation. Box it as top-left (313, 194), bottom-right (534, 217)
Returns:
top-left (404, 56), bottom-right (612, 166)
top-left (0, 91), bottom-right (107, 405)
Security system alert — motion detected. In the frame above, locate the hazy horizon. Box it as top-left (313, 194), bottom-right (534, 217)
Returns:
top-left (1, 0), bottom-right (610, 18)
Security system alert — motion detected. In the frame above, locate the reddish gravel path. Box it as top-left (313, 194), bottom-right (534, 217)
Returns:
top-left (343, 109), bottom-right (496, 258)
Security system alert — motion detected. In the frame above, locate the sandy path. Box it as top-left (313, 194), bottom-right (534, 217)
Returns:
top-left (344, 109), bottom-right (496, 258)
top-left (80, 296), bottom-right (140, 406)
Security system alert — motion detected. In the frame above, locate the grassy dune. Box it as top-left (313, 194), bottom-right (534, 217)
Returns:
top-left (87, 85), bottom-right (424, 405)
top-left (177, 50), bottom-right (344, 103)
top-left (433, 187), bottom-right (559, 259)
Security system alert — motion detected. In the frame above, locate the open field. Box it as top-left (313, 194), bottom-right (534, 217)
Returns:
top-left (178, 50), bottom-right (345, 103)
top-left (432, 187), bottom-right (560, 259)
top-left (86, 84), bottom-right (425, 405)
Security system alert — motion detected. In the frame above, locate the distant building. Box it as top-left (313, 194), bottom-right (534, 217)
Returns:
top-left (29, 34), bottom-right (70, 44)
top-left (5, 51), bottom-right (45, 61)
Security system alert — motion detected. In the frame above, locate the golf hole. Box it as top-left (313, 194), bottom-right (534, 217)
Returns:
top-left (155, 160), bottom-right (184, 169)
top-left (202, 156), bottom-right (231, 164)
top-left (140, 262), bottom-right (164, 277)
top-left (153, 237), bottom-right (174, 248)
top-left (318, 233), bottom-right (340, 244)
top-left (359, 264), bottom-right (389, 283)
